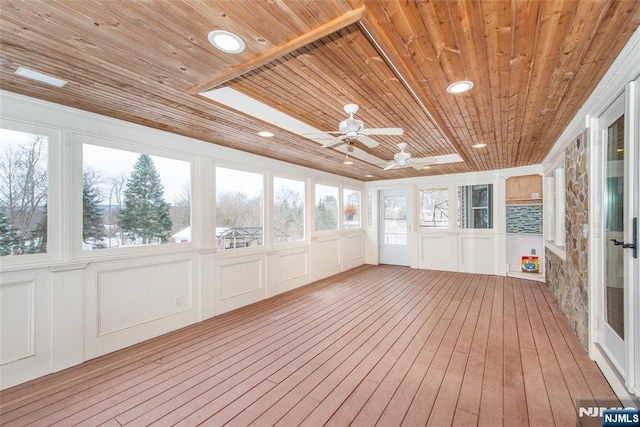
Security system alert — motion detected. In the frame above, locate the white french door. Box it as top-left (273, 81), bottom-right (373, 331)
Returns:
top-left (596, 81), bottom-right (639, 393)
top-left (379, 189), bottom-right (411, 266)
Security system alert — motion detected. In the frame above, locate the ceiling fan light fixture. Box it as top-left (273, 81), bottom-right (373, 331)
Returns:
top-left (342, 154), bottom-right (354, 165)
top-left (257, 131), bottom-right (274, 138)
top-left (472, 143), bottom-right (487, 148)
top-left (208, 30), bottom-right (245, 53)
top-left (446, 80), bottom-right (474, 94)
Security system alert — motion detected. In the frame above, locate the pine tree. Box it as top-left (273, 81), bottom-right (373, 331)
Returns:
top-left (83, 172), bottom-right (106, 248)
top-left (120, 154), bottom-right (173, 244)
top-left (315, 196), bottom-right (337, 231)
top-left (0, 211), bottom-right (19, 256)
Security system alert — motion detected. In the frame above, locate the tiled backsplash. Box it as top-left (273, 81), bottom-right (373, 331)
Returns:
top-left (506, 204), bottom-right (542, 234)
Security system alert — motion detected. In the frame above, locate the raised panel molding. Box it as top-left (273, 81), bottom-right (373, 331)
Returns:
top-left (343, 233), bottom-right (365, 270)
top-left (459, 236), bottom-right (495, 274)
top-left (216, 255), bottom-right (265, 314)
top-left (276, 249), bottom-right (309, 294)
top-left (419, 235), bottom-right (449, 271)
top-left (0, 281), bottom-right (35, 365)
top-left (312, 236), bottom-right (342, 280)
top-left (97, 260), bottom-right (193, 335)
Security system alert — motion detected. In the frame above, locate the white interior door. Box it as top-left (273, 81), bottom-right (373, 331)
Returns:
top-left (597, 87), bottom-right (639, 386)
top-left (379, 189), bottom-right (411, 266)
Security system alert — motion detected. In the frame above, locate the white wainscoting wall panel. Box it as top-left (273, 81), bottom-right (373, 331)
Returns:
top-left (97, 260), bottom-right (193, 335)
top-left (458, 235), bottom-right (495, 274)
top-left (274, 248), bottom-right (309, 294)
top-left (215, 254), bottom-right (265, 314)
top-left (342, 232), bottom-right (365, 270)
top-left (84, 254), bottom-right (199, 360)
top-left (310, 236), bottom-right (342, 281)
top-left (0, 269), bottom-right (52, 389)
top-left (419, 233), bottom-right (457, 271)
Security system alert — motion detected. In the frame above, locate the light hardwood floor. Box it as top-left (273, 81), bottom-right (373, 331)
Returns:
top-left (0, 265), bottom-right (618, 426)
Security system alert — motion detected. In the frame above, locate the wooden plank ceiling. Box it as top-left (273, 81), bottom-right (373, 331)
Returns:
top-left (1, 0), bottom-right (639, 180)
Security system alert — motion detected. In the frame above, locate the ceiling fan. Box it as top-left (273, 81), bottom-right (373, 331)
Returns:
top-left (383, 142), bottom-right (437, 170)
top-left (312, 103), bottom-right (404, 148)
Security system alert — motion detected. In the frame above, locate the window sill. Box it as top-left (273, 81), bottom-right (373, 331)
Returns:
top-left (544, 240), bottom-right (566, 260)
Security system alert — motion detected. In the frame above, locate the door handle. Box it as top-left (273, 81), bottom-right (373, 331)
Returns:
top-left (631, 217), bottom-right (638, 259)
top-left (610, 218), bottom-right (638, 258)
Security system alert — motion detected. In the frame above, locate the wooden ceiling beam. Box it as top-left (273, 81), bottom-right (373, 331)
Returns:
top-left (187, 6), bottom-right (366, 94)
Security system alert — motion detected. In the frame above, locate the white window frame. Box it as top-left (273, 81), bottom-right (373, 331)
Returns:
top-left (0, 119), bottom-right (62, 269)
top-left (544, 162), bottom-right (566, 254)
top-left (313, 182), bottom-right (340, 234)
top-left (342, 188), bottom-right (362, 230)
top-left (73, 133), bottom-right (196, 260)
top-left (273, 175), bottom-right (306, 245)
top-left (418, 186), bottom-right (451, 230)
top-left (214, 164), bottom-right (265, 253)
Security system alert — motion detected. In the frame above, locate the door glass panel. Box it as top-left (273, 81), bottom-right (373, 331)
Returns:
top-left (383, 195), bottom-right (407, 245)
top-left (605, 114), bottom-right (625, 339)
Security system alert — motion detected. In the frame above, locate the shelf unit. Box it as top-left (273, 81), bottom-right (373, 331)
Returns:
top-left (505, 174), bottom-right (544, 281)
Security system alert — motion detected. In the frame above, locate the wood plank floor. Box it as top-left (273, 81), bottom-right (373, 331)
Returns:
top-left (0, 265), bottom-right (619, 426)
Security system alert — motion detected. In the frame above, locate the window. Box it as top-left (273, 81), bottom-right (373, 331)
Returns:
top-left (343, 188), bottom-right (361, 229)
top-left (216, 167), bottom-right (263, 250)
top-left (419, 187), bottom-right (449, 228)
top-left (545, 166), bottom-right (565, 246)
top-left (273, 177), bottom-right (305, 244)
top-left (82, 144), bottom-right (191, 250)
top-left (315, 184), bottom-right (339, 231)
top-left (0, 128), bottom-right (49, 257)
top-left (458, 184), bottom-right (493, 229)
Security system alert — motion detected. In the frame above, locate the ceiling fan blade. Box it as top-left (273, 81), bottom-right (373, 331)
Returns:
top-left (362, 127), bottom-right (404, 136)
top-left (358, 135), bottom-right (379, 148)
top-left (322, 135), bottom-right (347, 148)
top-left (383, 162), bottom-right (397, 171)
top-left (303, 131), bottom-right (342, 137)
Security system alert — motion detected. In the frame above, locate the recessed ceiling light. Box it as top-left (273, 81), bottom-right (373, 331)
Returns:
top-left (15, 66), bottom-right (67, 87)
top-left (422, 165), bottom-right (432, 170)
top-left (257, 131), bottom-right (274, 138)
top-left (208, 30), bottom-right (245, 54)
top-left (446, 80), bottom-right (474, 94)
top-left (472, 143), bottom-right (487, 148)
top-left (365, 174), bottom-right (374, 178)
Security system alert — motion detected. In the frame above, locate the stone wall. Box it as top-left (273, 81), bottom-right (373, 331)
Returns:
top-left (544, 131), bottom-right (589, 348)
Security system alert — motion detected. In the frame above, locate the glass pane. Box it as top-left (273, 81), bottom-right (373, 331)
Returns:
top-left (83, 144), bottom-right (191, 249)
top-left (383, 195), bottom-right (407, 245)
top-left (473, 208), bottom-right (488, 229)
top-left (458, 184), bottom-right (493, 229)
top-left (472, 185), bottom-right (488, 207)
top-left (315, 184), bottom-right (339, 231)
top-left (216, 167), bottom-right (264, 250)
top-left (419, 187), bottom-right (449, 228)
top-left (273, 177), bottom-right (305, 243)
top-left (0, 129), bottom-right (48, 256)
top-left (343, 189), bottom-right (361, 229)
top-left (604, 114), bottom-right (625, 339)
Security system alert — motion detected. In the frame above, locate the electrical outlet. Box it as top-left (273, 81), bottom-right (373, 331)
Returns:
top-left (173, 295), bottom-right (182, 307)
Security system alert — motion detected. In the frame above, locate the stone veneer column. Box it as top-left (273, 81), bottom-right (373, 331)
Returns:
top-left (544, 132), bottom-right (589, 348)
